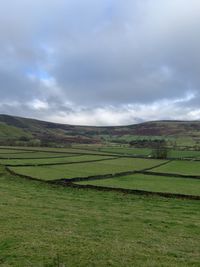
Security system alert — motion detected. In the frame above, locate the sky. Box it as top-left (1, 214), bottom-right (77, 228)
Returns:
top-left (0, 0), bottom-right (200, 125)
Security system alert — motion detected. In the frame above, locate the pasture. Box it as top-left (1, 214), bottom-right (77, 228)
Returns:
top-left (0, 166), bottom-right (200, 267)
top-left (9, 157), bottom-right (165, 181)
top-left (97, 147), bottom-right (152, 156)
top-left (169, 149), bottom-right (200, 158)
top-left (77, 173), bottom-right (200, 196)
top-left (0, 146), bottom-right (200, 266)
top-left (0, 155), bottom-right (114, 166)
top-left (151, 160), bottom-right (200, 176)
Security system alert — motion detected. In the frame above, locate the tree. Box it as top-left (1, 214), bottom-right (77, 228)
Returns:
top-left (151, 140), bottom-right (169, 159)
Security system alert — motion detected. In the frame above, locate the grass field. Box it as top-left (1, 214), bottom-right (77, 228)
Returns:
top-left (74, 145), bottom-right (200, 159)
top-left (77, 174), bottom-right (200, 196)
top-left (152, 160), bottom-right (200, 176)
top-left (0, 151), bottom-right (80, 159)
top-left (0, 166), bottom-right (200, 267)
top-left (0, 146), bottom-right (116, 156)
top-left (0, 149), bottom-right (32, 153)
top-left (9, 158), bottom-right (165, 181)
top-left (1, 111), bottom-right (200, 266)
top-left (98, 147), bottom-right (152, 156)
top-left (169, 150), bottom-right (200, 158)
top-left (98, 147), bottom-right (200, 159)
top-left (0, 155), bottom-right (114, 166)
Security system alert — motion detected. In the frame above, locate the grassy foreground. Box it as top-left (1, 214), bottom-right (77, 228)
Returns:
top-left (0, 166), bottom-right (200, 267)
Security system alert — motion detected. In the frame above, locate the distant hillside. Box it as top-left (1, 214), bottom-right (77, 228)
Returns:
top-left (0, 114), bottom-right (200, 147)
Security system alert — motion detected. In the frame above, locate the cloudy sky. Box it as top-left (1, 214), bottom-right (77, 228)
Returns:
top-left (0, 0), bottom-right (200, 125)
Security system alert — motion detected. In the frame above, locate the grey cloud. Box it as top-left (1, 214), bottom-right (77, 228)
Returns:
top-left (50, 0), bottom-right (200, 106)
top-left (0, 68), bottom-right (40, 100)
top-left (0, 0), bottom-right (200, 125)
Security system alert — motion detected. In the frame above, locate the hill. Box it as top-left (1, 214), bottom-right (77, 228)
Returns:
top-left (0, 114), bottom-right (200, 147)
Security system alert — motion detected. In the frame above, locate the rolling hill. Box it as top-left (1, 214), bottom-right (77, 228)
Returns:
top-left (0, 114), bottom-right (200, 147)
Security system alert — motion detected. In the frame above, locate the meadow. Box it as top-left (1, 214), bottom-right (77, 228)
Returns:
top-left (0, 146), bottom-right (200, 266)
top-left (97, 147), bottom-right (152, 156)
top-left (0, 155), bottom-right (114, 166)
top-left (151, 160), bottom-right (200, 176)
top-left (0, 166), bottom-right (200, 267)
top-left (0, 151), bottom-right (78, 159)
top-left (169, 149), bottom-right (200, 158)
top-left (77, 173), bottom-right (200, 196)
top-left (9, 157), bottom-right (165, 181)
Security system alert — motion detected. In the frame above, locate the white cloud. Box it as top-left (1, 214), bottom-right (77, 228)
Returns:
top-left (43, 94), bottom-right (197, 126)
top-left (28, 99), bottom-right (49, 110)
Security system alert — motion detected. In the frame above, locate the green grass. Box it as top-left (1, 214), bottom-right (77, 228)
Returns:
top-left (152, 160), bottom-right (200, 176)
top-left (0, 149), bottom-right (30, 154)
top-left (81, 146), bottom-right (200, 159)
top-left (0, 123), bottom-right (32, 139)
top-left (0, 155), bottom-right (113, 166)
top-left (10, 158), bottom-right (165, 181)
top-left (98, 147), bottom-right (152, 156)
top-left (0, 166), bottom-right (200, 266)
top-left (0, 151), bottom-right (80, 159)
top-left (1, 146), bottom-right (116, 156)
top-left (169, 150), bottom-right (200, 158)
top-left (77, 174), bottom-right (200, 196)
top-left (175, 136), bottom-right (196, 147)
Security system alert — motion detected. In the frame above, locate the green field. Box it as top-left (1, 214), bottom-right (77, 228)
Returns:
top-left (1, 106), bottom-right (200, 266)
top-left (169, 150), bottom-right (200, 158)
top-left (73, 145), bottom-right (200, 159)
top-left (0, 149), bottom-right (31, 154)
top-left (0, 146), bottom-right (116, 156)
top-left (9, 158), bottom-right (165, 181)
top-left (0, 155), bottom-right (114, 166)
top-left (0, 166), bottom-right (200, 267)
top-left (77, 174), bottom-right (200, 196)
top-left (98, 147), bottom-right (152, 156)
top-left (0, 122), bottom-right (32, 139)
top-left (152, 160), bottom-right (200, 176)
top-left (3, 145), bottom-right (200, 160)
top-left (0, 151), bottom-right (78, 159)
top-left (1, 146), bottom-right (200, 266)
